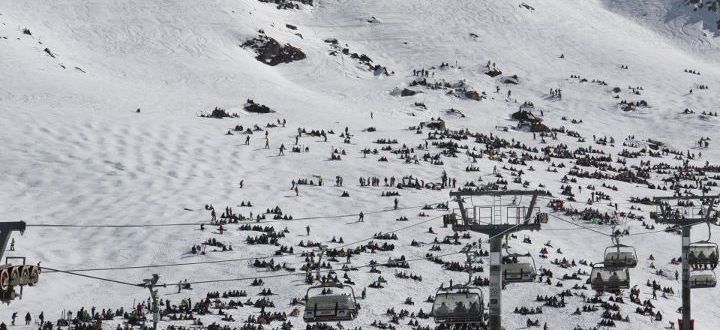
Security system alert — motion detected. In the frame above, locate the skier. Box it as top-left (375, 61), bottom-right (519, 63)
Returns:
top-left (394, 198), bottom-right (399, 210)
top-left (24, 313), bottom-right (31, 325)
top-left (306, 225), bottom-right (310, 236)
top-left (359, 212), bottom-right (364, 222)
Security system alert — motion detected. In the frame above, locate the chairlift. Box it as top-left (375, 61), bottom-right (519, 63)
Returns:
top-left (432, 286), bottom-right (484, 324)
top-left (502, 253), bottom-right (537, 283)
top-left (502, 236), bottom-right (536, 283)
top-left (589, 263), bottom-right (630, 291)
top-left (603, 236), bottom-right (638, 268)
top-left (0, 259), bottom-right (40, 290)
top-left (303, 246), bottom-right (359, 323)
top-left (688, 223), bottom-right (719, 270)
top-left (0, 257), bottom-right (40, 303)
top-left (689, 242), bottom-right (719, 270)
top-left (689, 270), bottom-right (717, 289)
top-left (304, 282), bottom-right (359, 322)
top-left (432, 246), bottom-right (485, 325)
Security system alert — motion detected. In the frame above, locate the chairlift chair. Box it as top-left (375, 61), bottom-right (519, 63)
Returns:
top-left (502, 253), bottom-right (537, 283)
top-left (433, 246), bottom-right (485, 325)
top-left (0, 258), bottom-right (40, 303)
top-left (304, 246), bottom-right (359, 323)
top-left (688, 242), bottom-right (719, 270)
top-left (432, 286), bottom-right (484, 324)
top-left (689, 271), bottom-right (717, 289)
top-left (589, 263), bottom-right (630, 291)
top-left (304, 283), bottom-right (359, 322)
top-left (603, 244), bottom-right (638, 268)
top-left (688, 223), bottom-right (719, 270)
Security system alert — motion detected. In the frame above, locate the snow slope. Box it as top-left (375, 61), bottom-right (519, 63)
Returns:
top-left (1, 0), bottom-right (719, 328)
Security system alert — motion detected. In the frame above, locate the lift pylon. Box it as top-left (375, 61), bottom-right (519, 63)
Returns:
top-left (653, 195), bottom-right (719, 330)
top-left (447, 190), bottom-right (548, 330)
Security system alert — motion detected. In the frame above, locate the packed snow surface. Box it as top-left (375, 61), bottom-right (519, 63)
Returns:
top-left (1, 0), bottom-right (719, 329)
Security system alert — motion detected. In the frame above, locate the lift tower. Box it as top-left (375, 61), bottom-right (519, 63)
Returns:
top-left (0, 221), bottom-right (41, 303)
top-left (447, 190), bottom-right (547, 330)
top-left (653, 195), bottom-right (719, 330)
top-left (141, 274), bottom-right (162, 330)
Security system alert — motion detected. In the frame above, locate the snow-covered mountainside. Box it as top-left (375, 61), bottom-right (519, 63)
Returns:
top-left (1, 0), bottom-right (719, 329)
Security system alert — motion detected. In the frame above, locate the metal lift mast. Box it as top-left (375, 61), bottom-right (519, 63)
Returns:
top-left (448, 190), bottom-right (546, 330)
top-left (653, 195), bottom-right (718, 330)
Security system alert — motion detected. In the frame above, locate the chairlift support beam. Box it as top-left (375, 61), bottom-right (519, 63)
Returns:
top-left (0, 222), bottom-right (26, 259)
top-left (450, 190), bottom-right (542, 237)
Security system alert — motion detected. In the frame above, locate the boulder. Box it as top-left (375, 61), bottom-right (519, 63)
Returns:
top-left (244, 99), bottom-right (274, 113)
top-left (242, 35), bottom-right (305, 66)
top-left (401, 88), bottom-right (419, 97)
